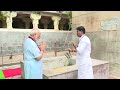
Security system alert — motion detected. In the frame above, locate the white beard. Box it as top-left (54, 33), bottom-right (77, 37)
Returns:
top-left (35, 39), bottom-right (40, 46)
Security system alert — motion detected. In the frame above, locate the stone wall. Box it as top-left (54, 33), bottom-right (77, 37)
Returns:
top-left (0, 29), bottom-right (72, 55)
top-left (72, 11), bottom-right (120, 32)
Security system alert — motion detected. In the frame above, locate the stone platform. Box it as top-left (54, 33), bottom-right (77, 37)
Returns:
top-left (21, 56), bottom-right (109, 79)
top-left (43, 58), bottom-right (109, 79)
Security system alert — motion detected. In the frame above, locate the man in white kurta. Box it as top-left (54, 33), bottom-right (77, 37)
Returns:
top-left (76, 34), bottom-right (93, 79)
top-left (68, 26), bottom-right (94, 79)
top-left (23, 29), bottom-right (46, 79)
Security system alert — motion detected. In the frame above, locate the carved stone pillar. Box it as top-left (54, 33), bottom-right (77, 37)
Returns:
top-left (30, 13), bottom-right (41, 29)
top-left (52, 16), bottom-right (61, 31)
top-left (2, 11), bottom-right (17, 30)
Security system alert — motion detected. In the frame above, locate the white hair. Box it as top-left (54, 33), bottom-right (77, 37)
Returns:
top-left (30, 29), bottom-right (40, 36)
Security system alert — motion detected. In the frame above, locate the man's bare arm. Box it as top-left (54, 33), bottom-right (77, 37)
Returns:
top-left (35, 51), bottom-right (44, 61)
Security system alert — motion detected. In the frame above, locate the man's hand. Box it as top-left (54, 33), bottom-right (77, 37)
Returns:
top-left (39, 41), bottom-right (46, 51)
top-left (36, 41), bottom-right (46, 61)
top-left (68, 48), bottom-right (72, 52)
top-left (73, 43), bottom-right (78, 49)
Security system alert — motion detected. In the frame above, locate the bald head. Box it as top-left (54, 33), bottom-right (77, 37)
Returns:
top-left (30, 29), bottom-right (41, 41)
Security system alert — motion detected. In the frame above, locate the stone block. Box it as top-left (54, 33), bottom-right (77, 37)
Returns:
top-left (108, 31), bottom-right (117, 42)
top-left (106, 41), bottom-right (116, 53)
top-left (116, 31), bottom-right (120, 41)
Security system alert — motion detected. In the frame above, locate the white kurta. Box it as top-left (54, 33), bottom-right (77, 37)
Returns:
top-left (76, 34), bottom-right (94, 79)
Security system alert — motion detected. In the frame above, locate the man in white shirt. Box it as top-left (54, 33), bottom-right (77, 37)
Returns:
top-left (68, 26), bottom-right (94, 79)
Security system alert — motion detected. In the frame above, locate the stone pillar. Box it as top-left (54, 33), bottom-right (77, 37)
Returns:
top-left (30, 13), bottom-right (41, 29)
top-left (52, 16), bottom-right (61, 31)
top-left (22, 18), bottom-right (31, 29)
top-left (2, 11), bottom-right (17, 30)
top-left (41, 18), bottom-right (50, 29)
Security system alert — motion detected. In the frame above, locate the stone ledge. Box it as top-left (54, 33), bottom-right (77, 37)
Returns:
top-left (43, 65), bottom-right (77, 77)
top-left (43, 59), bottom-right (109, 79)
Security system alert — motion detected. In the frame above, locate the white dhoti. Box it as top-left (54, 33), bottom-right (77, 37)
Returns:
top-left (78, 64), bottom-right (93, 79)
top-left (77, 58), bottom-right (94, 79)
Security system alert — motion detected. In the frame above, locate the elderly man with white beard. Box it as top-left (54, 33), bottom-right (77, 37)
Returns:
top-left (23, 29), bottom-right (46, 79)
